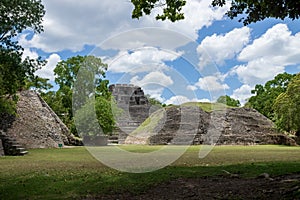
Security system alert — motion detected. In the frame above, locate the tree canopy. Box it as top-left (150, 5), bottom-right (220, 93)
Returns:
top-left (273, 73), bottom-right (300, 135)
top-left (0, 0), bottom-right (45, 114)
top-left (216, 95), bottom-right (240, 107)
top-left (42, 55), bottom-right (116, 136)
top-left (246, 73), bottom-right (295, 120)
top-left (131, 0), bottom-right (300, 25)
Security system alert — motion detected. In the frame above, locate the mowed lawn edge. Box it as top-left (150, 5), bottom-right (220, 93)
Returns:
top-left (1, 145), bottom-right (300, 199)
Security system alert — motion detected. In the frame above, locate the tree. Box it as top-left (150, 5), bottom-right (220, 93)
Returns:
top-left (145, 94), bottom-right (166, 107)
top-left (216, 95), bottom-right (240, 107)
top-left (274, 73), bottom-right (300, 135)
top-left (131, 0), bottom-right (300, 25)
top-left (0, 0), bottom-right (45, 114)
top-left (212, 0), bottom-right (300, 25)
top-left (247, 73), bottom-right (295, 120)
top-left (49, 55), bottom-right (117, 136)
top-left (131, 0), bottom-right (186, 22)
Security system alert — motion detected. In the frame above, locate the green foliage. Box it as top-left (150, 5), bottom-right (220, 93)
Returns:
top-left (145, 94), bottom-right (166, 107)
top-left (216, 95), bottom-right (240, 107)
top-left (45, 55), bottom-right (113, 136)
top-left (131, 0), bottom-right (186, 22)
top-left (25, 77), bottom-right (53, 92)
top-left (247, 73), bottom-right (295, 120)
top-left (0, 0), bottom-right (45, 114)
top-left (0, 0), bottom-right (45, 50)
top-left (274, 73), bottom-right (300, 135)
top-left (131, 0), bottom-right (300, 25)
top-left (212, 0), bottom-right (300, 25)
top-left (0, 96), bottom-right (17, 115)
top-left (75, 96), bottom-right (119, 135)
top-left (182, 102), bottom-right (228, 112)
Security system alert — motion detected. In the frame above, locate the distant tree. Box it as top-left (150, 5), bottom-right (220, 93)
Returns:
top-left (0, 0), bottom-right (45, 114)
top-left (247, 73), bottom-right (295, 120)
top-left (47, 55), bottom-right (116, 136)
top-left (216, 95), bottom-right (240, 107)
top-left (145, 94), bottom-right (166, 107)
top-left (273, 73), bottom-right (300, 135)
top-left (131, 0), bottom-right (300, 25)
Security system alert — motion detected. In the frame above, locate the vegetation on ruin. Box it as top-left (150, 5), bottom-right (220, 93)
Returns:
top-left (1, 146), bottom-right (300, 199)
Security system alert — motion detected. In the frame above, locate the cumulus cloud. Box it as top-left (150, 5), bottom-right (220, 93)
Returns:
top-left (22, 48), bottom-right (39, 60)
top-left (19, 0), bottom-right (228, 52)
top-left (35, 54), bottom-right (61, 81)
top-left (106, 47), bottom-right (182, 74)
top-left (232, 23), bottom-right (300, 87)
top-left (197, 26), bottom-right (250, 69)
top-left (130, 71), bottom-right (174, 87)
top-left (231, 85), bottom-right (253, 106)
top-left (164, 95), bottom-right (196, 105)
top-left (187, 85), bottom-right (198, 91)
top-left (164, 95), bottom-right (211, 105)
top-left (193, 73), bottom-right (229, 92)
top-left (232, 61), bottom-right (285, 86)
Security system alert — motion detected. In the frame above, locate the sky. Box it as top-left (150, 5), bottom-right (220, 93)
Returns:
top-left (20, 0), bottom-right (300, 105)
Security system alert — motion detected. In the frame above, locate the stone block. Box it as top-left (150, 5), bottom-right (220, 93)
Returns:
top-left (0, 139), bottom-right (4, 156)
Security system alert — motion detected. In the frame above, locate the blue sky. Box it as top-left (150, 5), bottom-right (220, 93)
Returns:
top-left (19, 0), bottom-right (300, 105)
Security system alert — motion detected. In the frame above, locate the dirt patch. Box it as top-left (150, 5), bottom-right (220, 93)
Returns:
top-left (87, 173), bottom-right (300, 200)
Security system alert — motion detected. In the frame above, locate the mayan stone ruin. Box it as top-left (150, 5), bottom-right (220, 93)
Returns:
top-left (109, 84), bottom-right (151, 144)
top-left (0, 90), bottom-right (79, 156)
top-left (110, 84), bottom-right (296, 146)
top-left (125, 106), bottom-right (296, 145)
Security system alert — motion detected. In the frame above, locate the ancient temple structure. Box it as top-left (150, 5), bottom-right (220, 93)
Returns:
top-left (0, 90), bottom-right (79, 156)
top-left (109, 84), bottom-right (150, 143)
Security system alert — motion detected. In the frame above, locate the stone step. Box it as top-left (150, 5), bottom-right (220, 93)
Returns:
top-left (19, 151), bottom-right (28, 156)
top-left (108, 140), bottom-right (119, 144)
top-left (16, 147), bottom-right (26, 152)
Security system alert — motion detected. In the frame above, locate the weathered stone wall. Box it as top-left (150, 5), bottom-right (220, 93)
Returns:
top-left (0, 90), bottom-right (78, 148)
top-left (109, 84), bottom-right (150, 143)
top-left (126, 106), bottom-right (296, 146)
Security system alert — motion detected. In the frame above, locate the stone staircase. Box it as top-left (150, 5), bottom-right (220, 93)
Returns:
top-left (0, 134), bottom-right (28, 156)
top-left (107, 135), bottom-right (119, 145)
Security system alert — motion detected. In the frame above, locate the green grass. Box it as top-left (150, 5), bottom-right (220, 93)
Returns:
top-left (182, 102), bottom-right (230, 112)
top-left (1, 145), bottom-right (300, 199)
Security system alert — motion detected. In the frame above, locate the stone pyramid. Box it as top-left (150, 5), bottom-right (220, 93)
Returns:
top-left (0, 90), bottom-right (79, 149)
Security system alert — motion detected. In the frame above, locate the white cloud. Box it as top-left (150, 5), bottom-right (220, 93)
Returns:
top-left (130, 71), bottom-right (173, 87)
top-left (194, 74), bottom-right (229, 91)
top-left (35, 54), bottom-right (61, 81)
top-left (22, 48), bottom-right (39, 60)
top-left (19, 0), bottom-right (228, 52)
top-left (238, 24), bottom-right (298, 62)
top-left (197, 26), bottom-right (250, 68)
top-left (187, 85), bottom-right (198, 91)
top-left (232, 23), bottom-right (300, 87)
top-left (106, 47), bottom-right (182, 74)
top-left (164, 95), bottom-right (211, 105)
top-left (164, 95), bottom-right (196, 105)
top-left (198, 98), bottom-right (211, 103)
top-left (231, 85), bottom-right (253, 106)
top-left (232, 61), bottom-right (285, 86)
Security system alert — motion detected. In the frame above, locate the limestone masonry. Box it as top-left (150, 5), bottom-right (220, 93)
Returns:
top-left (0, 90), bottom-right (78, 151)
top-left (109, 84), bottom-right (151, 144)
top-left (110, 84), bottom-right (296, 146)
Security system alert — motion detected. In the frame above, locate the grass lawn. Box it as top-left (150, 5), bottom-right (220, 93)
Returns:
top-left (1, 145), bottom-right (300, 199)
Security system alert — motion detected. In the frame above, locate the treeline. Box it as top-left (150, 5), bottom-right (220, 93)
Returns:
top-left (246, 72), bottom-right (300, 136)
